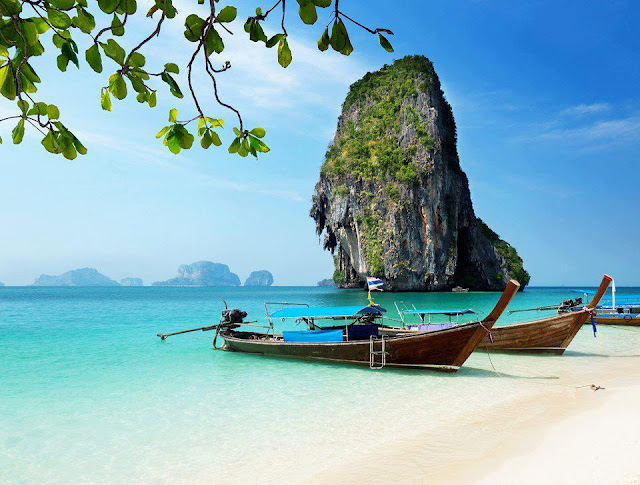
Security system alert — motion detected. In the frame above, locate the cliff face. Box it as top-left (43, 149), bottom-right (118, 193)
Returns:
top-left (244, 270), bottom-right (274, 287)
top-left (310, 56), bottom-right (529, 291)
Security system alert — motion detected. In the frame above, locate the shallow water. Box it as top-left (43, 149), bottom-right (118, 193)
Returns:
top-left (2, 286), bottom-right (640, 483)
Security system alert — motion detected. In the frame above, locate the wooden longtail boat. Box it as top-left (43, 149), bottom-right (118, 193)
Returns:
top-left (218, 280), bottom-right (520, 372)
top-left (477, 275), bottom-right (612, 354)
top-left (568, 281), bottom-right (640, 326)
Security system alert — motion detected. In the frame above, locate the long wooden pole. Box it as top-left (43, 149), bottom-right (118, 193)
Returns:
top-left (157, 325), bottom-right (218, 340)
top-left (157, 320), bottom-right (263, 340)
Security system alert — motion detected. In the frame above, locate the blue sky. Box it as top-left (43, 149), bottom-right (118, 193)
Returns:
top-left (1, 0), bottom-right (639, 286)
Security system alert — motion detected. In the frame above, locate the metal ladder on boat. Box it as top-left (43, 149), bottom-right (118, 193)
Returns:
top-left (369, 335), bottom-right (387, 369)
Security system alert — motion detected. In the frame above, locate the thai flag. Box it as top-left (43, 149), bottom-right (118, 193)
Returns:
top-left (367, 277), bottom-right (384, 291)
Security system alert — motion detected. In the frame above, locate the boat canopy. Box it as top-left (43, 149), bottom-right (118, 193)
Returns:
top-left (401, 309), bottom-right (476, 316)
top-left (269, 304), bottom-right (386, 319)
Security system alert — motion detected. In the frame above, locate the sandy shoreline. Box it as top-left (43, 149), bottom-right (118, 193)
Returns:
top-left (307, 356), bottom-right (640, 484)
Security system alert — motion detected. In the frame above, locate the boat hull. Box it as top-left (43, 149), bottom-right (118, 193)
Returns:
top-left (478, 311), bottom-right (588, 354)
top-left (221, 321), bottom-right (491, 372)
top-left (589, 315), bottom-right (640, 326)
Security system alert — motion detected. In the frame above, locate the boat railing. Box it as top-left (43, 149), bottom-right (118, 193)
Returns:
top-left (394, 301), bottom-right (479, 327)
top-left (264, 301), bottom-right (310, 331)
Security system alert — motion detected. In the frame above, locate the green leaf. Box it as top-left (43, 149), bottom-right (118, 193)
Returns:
top-left (111, 14), bottom-right (124, 36)
top-left (49, 0), bottom-right (75, 10)
top-left (108, 73), bottom-right (127, 99)
top-left (48, 9), bottom-right (72, 29)
top-left (339, 36), bottom-right (353, 56)
top-left (249, 127), bottom-right (266, 138)
top-left (41, 129), bottom-right (58, 153)
top-left (0, 0), bottom-right (21, 15)
top-left (47, 104), bottom-right (60, 119)
top-left (56, 54), bottom-right (69, 72)
top-left (378, 33), bottom-right (393, 53)
top-left (232, 127), bottom-right (242, 137)
top-left (313, 0), bottom-right (331, 7)
top-left (148, 90), bottom-right (157, 107)
top-left (248, 20), bottom-right (267, 43)
top-left (164, 62), bottom-right (179, 74)
top-left (298, 1), bottom-right (317, 25)
top-left (128, 52), bottom-right (145, 67)
top-left (1, 67), bottom-right (16, 99)
top-left (101, 39), bottom-right (125, 65)
top-left (21, 63), bottom-right (41, 84)
top-left (200, 131), bottom-right (212, 149)
top-left (12, 118), bottom-right (25, 144)
top-left (17, 99), bottom-right (28, 113)
top-left (31, 18), bottom-right (50, 34)
top-left (22, 21), bottom-right (39, 46)
top-left (72, 7), bottom-right (96, 33)
top-left (204, 28), bottom-right (224, 56)
top-left (61, 40), bottom-right (79, 68)
top-left (85, 44), bottom-right (103, 73)
top-left (248, 135), bottom-right (270, 155)
top-left (0, 66), bottom-right (9, 93)
top-left (168, 108), bottom-right (177, 123)
top-left (317, 28), bottom-right (329, 51)
top-left (161, 72), bottom-right (183, 98)
top-left (28, 102), bottom-right (47, 115)
top-left (119, 0), bottom-right (137, 15)
top-left (330, 18), bottom-right (347, 51)
top-left (266, 33), bottom-right (283, 48)
top-left (127, 74), bottom-right (147, 93)
top-left (184, 14), bottom-right (205, 42)
top-left (52, 31), bottom-right (70, 49)
top-left (210, 131), bottom-right (222, 146)
top-left (215, 6), bottom-right (236, 23)
top-left (277, 36), bottom-right (292, 68)
top-left (237, 138), bottom-right (249, 157)
top-left (100, 87), bottom-right (112, 111)
top-left (156, 125), bottom-right (170, 138)
top-left (228, 136), bottom-right (241, 153)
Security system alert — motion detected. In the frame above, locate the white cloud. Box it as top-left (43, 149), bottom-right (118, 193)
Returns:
top-left (533, 112), bottom-right (640, 148)
top-left (560, 103), bottom-right (611, 116)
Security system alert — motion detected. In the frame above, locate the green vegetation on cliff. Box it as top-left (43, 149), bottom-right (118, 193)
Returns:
top-left (477, 219), bottom-right (531, 286)
top-left (321, 56), bottom-right (439, 184)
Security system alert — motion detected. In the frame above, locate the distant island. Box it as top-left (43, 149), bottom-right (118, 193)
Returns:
top-left (153, 261), bottom-right (241, 287)
top-left (317, 278), bottom-right (336, 287)
top-left (244, 270), bottom-right (274, 287)
top-left (32, 268), bottom-right (120, 287)
top-left (121, 277), bottom-right (143, 287)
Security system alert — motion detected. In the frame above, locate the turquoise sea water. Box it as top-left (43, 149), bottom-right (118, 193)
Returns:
top-left (2, 286), bottom-right (640, 483)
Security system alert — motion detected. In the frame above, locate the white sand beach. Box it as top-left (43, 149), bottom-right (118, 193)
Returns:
top-left (309, 355), bottom-right (640, 484)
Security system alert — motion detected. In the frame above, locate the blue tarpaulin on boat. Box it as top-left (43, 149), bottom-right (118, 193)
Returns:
top-left (270, 305), bottom-right (386, 319)
top-left (282, 329), bottom-right (344, 342)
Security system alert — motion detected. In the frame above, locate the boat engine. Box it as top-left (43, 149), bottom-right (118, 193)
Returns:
top-left (221, 308), bottom-right (248, 325)
top-left (558, 297), bottom-right (582, 312)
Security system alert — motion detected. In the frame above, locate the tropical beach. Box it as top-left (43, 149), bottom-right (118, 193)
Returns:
top-left (2, 0), bottom-right (640, 483)
top-left (3, 286), bottom-right (640, 483)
